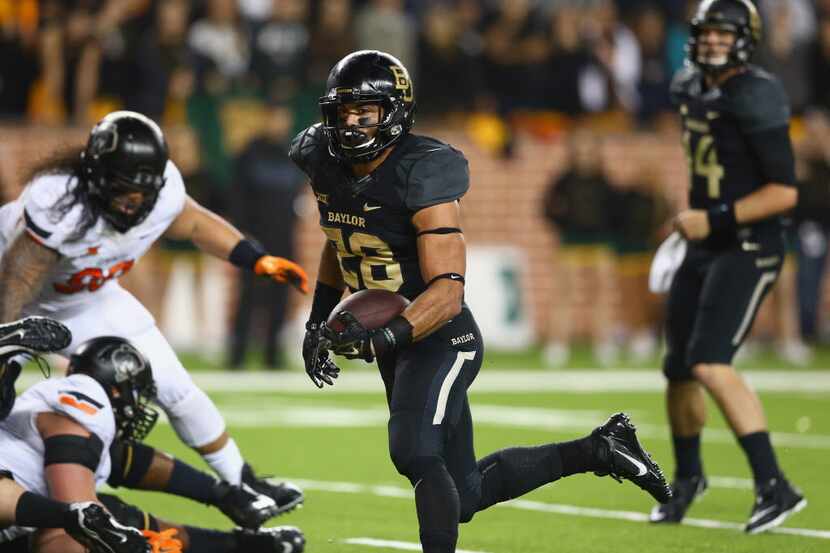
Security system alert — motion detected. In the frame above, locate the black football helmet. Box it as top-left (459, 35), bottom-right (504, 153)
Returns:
top-left (68, 337), bottom-right (158, 442)
top-left (687, 0), bottom-right (762, 73)
top-left (80, 111), bottom-right (169, 232)
top-left (319, 50), bottom-right (416, 163)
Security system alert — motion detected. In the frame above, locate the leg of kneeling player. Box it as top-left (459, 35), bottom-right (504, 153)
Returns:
top-left (98, 494), bottom-right (305, 553)
top-left (108, 440), bottom-right (281, 529)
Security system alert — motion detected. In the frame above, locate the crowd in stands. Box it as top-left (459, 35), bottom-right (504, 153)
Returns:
top-left (3, 0), bottom-right (830, 366)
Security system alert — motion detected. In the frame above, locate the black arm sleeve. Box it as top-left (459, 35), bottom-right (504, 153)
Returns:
top-left (746, 126), bottom-right (796, 186)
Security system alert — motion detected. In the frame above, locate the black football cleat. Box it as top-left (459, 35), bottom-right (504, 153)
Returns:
top-left (650, 475), bottom-right (708, 523)
top-left (213, 481), bottom-right (281, 528)
top-left (0, 317), bottom-right (72, 421)
top-left (65, 502), bottom-right (150, 553)
top-left (592, 413), bottom-right (672, 504)
top-left (745, 476), bottom-right (807, 534)
top-left (0, 316), bottom-right (72, 353)
top-left (241, 463), bottom-right (304, 516)
top-left (233, 526), bottom-right (305, 553)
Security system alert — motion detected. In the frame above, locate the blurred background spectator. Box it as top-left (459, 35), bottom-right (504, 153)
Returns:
top-left (227, 99), bottom-right (304, 369)
top-left (541, 128), bottom-right (617, 367)
top-left (2, 0), bottom-right (830, 366)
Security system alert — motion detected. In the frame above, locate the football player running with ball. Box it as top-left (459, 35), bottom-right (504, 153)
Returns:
top-left (0, 111), bottom-right (306, 513)
top-left (296, 50), bottom-right (672, 553)
top-left (654, 0), bottom-right (805, 533)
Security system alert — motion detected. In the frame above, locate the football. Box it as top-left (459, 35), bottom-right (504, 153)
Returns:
top-left (326, 289), bottom-right (410, 332)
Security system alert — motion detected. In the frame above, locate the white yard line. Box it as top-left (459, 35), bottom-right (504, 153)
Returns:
top-left (287, 477), bottom-right (829, 541)
top-left (343, 538), bottom-right (490, 553)
top-left (19, 370), bottom-right (830, 393)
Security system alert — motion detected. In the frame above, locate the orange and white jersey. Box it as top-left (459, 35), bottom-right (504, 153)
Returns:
top-left (0, 374), bottom-right (116, 497)
top-left (0, 160), bottom-right (186, 312)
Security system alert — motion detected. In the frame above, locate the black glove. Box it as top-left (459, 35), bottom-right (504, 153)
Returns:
top-left (302, 322), bottom-right (341, 388)
top-left (322, 311), bottom-right (393, 363)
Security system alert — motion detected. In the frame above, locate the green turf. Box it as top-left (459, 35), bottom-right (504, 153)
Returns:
top-left (111, 379), bottom-right (828, 553)
top-left (176, 341), bottom-right (830, 372)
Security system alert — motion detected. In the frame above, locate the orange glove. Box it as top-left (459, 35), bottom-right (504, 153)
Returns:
top-left (254, 255), bottom-right (309, 294)
top-left (142, 528), bottom-right (183, 553)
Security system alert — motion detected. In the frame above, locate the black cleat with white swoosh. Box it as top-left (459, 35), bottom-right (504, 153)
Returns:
top-left (0, 316), bottom-right (72, 352)
top-left (591, 413), bottom-right (672, 504)
top-left (0, 317), bottom-right (72, 420)
top-left (745, 476), bottom-right (806, 534)
top-left (65, 502), bottom-right (150, 553)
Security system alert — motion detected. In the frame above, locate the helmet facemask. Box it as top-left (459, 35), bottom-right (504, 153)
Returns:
top-left (108, 343), bottom-right (159, 442)
top-left (80, 111), bottom-right (168, 233)
top-left (686, 0), bottom-right (761, 75)
top-left (320, 92), bottom-right (409, 163)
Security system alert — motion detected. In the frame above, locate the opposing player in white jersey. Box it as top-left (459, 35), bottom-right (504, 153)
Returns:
top-left (0, 316), bottom-right (147, 553)
top-left (1, 336), bottom-right (304, 553)
top-left (0, 334), bottom-right (155, 553)
top-left (0, 111), bottom-right (307, 510)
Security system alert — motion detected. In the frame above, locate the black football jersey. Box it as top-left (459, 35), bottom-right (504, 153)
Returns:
top-left (670, 65), bottom-right (794, 246)
top-left (289, 124), bottom-right (470, 300)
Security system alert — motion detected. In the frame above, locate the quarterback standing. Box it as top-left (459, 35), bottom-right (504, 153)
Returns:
top-left (295, 50), bottom-right (671, 553)
top-left (652, 0), bottom-right (805, 533)
top-left (0, 111), bottom-right (306, 510)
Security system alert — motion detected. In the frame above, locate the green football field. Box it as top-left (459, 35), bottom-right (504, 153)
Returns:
top-left (98, 366), bottom-right (829, 553)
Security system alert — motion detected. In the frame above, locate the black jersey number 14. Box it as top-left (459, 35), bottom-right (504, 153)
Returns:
top-left (683, 131), bottom-right (724, 199)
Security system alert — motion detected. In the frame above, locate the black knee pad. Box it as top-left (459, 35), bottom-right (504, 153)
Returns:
top-left (98, 494), bottom-right (158, 531)
top-left (107, 440), bottom-right (155, 488)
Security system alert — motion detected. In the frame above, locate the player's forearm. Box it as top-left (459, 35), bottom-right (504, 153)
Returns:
top-left (734, 184), bottom-right (797, 225)
top-left (0, 234), bottom-right (58, 321)
top-left (190, 210), bottom-right (245, 260)
top-left (317, 242), bottom-right (345, 290)
top-left (403, 280), bottom-right (464, 341)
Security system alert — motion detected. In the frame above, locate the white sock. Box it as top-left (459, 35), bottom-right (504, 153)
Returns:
top-left (202, 438), bottom-right (244, 484)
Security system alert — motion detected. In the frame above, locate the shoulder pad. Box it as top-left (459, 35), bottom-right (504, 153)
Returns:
top-left (728, 68), bottom-right (790, 133)
top-left (49, 375), bottom-right (116, 445)
top-left (402, 139), bottom-right (469, 211)
top-left (289, 124), bottom-right (328, 178)
top-left (21, 174), bottom-right (80, 250)
top-left (669, 66), bottom-right (701, 105)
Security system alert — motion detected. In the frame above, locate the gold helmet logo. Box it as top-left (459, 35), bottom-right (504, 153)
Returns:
top-left (389, 65), bottom-right (413, 102)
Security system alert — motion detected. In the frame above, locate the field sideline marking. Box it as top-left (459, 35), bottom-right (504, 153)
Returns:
top-left (287, 477), bottom-right (830, 540)
top-left (19, 370), bottom-right (830, 393)
top-left (196, 402), bottom-right (830, 450)
top-left (343, 538), bottom-right (490, 553)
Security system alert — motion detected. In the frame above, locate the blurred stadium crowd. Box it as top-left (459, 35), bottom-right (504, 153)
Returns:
top-left (2, 0), bottom-right (830, 366)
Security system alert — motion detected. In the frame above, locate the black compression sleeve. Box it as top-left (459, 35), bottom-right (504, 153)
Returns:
top-left (308, 281), bottom-right (344, 323)
top-left (747, 126), bottom-right (796, 186)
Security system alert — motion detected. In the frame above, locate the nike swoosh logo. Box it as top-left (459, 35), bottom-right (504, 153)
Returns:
top-left (363, 203), bottom-right (382, 212)
top-left (0, 329), bottom-right (25, 344)
top-left (617, 450), bottom-right (648, 476)
top-left (748, 505), bottom-right (776, 524)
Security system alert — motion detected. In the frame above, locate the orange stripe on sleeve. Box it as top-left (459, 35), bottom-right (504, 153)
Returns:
top-left (59, 395), bottom-right (98, 416)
